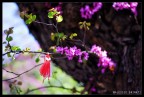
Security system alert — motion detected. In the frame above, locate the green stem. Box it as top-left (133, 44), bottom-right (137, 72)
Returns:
top-left (55, 23), bottom-right (60, 46)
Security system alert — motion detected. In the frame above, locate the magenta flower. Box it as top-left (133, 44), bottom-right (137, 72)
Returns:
top-left (56, 45), bottom-right (116, 73)
top-left (90, 44), bottom-right (116, 73)
top-left (56, 46), bottom-right (64, 54)
top-left (54, 2), bottom-right (63, 14)
top-left (101, 68), bottom-right (106, 74)
top-left (82, 51), bottom-right (89, 60)
top-left (56, 46), bottom-right (89, 63)
top-left (112, 2), bottom-right (138, 16)
top-left (80, 2), bottom-right (102, 19)
top-left (91, 87), bottom-right (96, 92)
top-left (78, 55), bottom-right (83, 63)
top-left (90, 45), bottom-right (102, 55)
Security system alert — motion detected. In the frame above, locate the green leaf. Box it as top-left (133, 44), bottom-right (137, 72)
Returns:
top-left (26, 19), bottom-right (32, 24)
top-left (50, 33), bottom-right (55, 41)
top-left (12, 56), bottom-right (15, 60)
top-left (69, 33), bottom-right (77, 39)
top-left (58, 33), bottom-right (64, 38)
top-left (56, 15), bottom-right (63, 23)
top-left (29, 13), bottom-right (33, 20)
top-left (26, 48), bottom-right (30, 51)
top-left (11, 46), bottom-right (21, 51)
top-left (79, 25), bottom-right (83, 30)
top-left (6, 36), bottom-right (13, 42)
top-left (73, 33), bottom-right (77, 37)
top-left (62, 35), bottom-right (67, 40)
top-left (37, 48), bottom-right (42, 52)
top-left (79, 22), bottom-right (83, 25)
top-left (53, 49), bottom-right (56, 53)
top-left (86, 22), bottom-right (91, 26)
top-left (7, 53), bottom-right (11, 57)
top-left (16, 48), bottom-right (21, 51)
top-left (69, 35), bottom-right (73, 39)
top-left (11, 46), bottom-right (16, 51)
top-left (48, 12), bottom-right (55, 18)
top-left (32, 15), bottom-right (36, 21)
top-left (35, 57), bottom-right (40, 63)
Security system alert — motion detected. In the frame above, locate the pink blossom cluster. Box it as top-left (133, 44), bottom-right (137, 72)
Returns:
top-left (112, 2), bottom-right (138, 16)
top-left (54, 2), bottom-right (63, 14)
top-left (80, 2), bottom-right (103, 19)
top-left (56, 46), bottom-right (89, 63)
top-left (90, 45), bottom-right (116, 73)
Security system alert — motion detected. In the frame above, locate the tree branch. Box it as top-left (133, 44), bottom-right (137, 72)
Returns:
top-left (3, 50), bottom-right (59, 56)
top-left (2, 63), bottom-right (42, 81)
top-left (24, 85), bottom-right (81, 94)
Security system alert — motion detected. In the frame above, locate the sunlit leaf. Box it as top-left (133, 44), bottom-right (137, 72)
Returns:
top-left (69, 33), bottom-right (77, 39)
top-left (56, 15), bottom-right (63, 23)
top-left (62, 35), bottom-right (67, 40)
top-left (86, 22), bottom-right (91, 26)
top-left (50, 33), bottom-right (55, 41)
top-left (26, 19), bottom-right (32, 24)
top-left (58, 32), bottom-right (64, 38)
top-left (11, 46), bottom-right (21, 51)
top-left (37, 48), bottom-right (42, 52)
top-left (79, 22), bottom-right (83, 25)
top-left (32, 15), bottom-right (36, 21)
top-left (48, 12), bottom-right (55, 18)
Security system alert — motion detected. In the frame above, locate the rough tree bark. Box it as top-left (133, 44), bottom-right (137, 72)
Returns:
top-left (16, 2), bottom-right (142, 94)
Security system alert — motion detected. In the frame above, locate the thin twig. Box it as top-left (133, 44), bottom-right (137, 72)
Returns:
top-left (2, 63), bottom-right (42, 81)
top-left (24, 85), bottom-right (81, 94)
top-left (34, 21), bottom-right (53, 26)
top-left (3, 50), bottom-right (59, 56)
top-left (2, 68), bottom-right (19, 75)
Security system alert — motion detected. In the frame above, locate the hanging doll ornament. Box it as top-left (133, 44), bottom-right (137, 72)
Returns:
top-left (39, 53), bottom-right (52, 83)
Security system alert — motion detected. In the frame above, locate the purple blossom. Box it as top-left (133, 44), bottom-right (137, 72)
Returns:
top-left (56, 45), bottom-right (116, 73)
top-left (112, 2), bottom-right (138, 16)
top-left (56, 46), bottom-right (64, 54)
top-left (100, 57), bottom-right (111, 67)
top-left (75, 49), bottom-right (82, 56)
top-left (80, 2), bottom-right (102, 19)
top-left (78, 55), bottom-right (83, 63)
top-left (54, 2), bottom-right (63, 14)
top-left (80, 5), bottom-right (92, 19)
top-left (90, 45), bottom-right (102, 55)
top-left (93, 2), bottom-right (103, 12)
top-left (130, 2), bottom-right (138, 8)
top-left (101, 68), bottom-right (106, 74)
top-left (91, 87), bottom-right (96, 92)
top-left (82, 51), bottom-right (89, 60)
top-left (99, 50), bottom-right (107, 57)
top-left (112, 2), bottom-right (130, 10)
top-left (56, 46), bottom-right (89, 63)
top-left (90, 44), bottom-right (116, 73)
